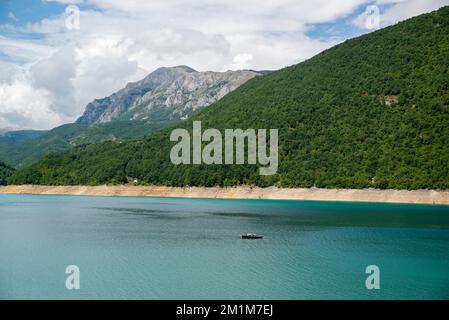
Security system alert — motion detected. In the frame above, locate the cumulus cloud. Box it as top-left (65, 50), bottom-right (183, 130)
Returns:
top-left (353, 0), bottom-right (449, 29)
top-left (0, 36), bottom-right (55, 63)
top-left (0, 0), bottom-right (447, 130)
top-left (0, 76), bottom-right (63, 130)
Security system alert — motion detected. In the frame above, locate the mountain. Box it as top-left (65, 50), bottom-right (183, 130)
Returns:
top-left (9, 7), bottom-right (449, 189)
top-left (76, 66), bottom-right (259, 124)
top-left (0, 161), bottom-right (14, 185)
top-left (0, 130), bottom-right (47, 144)
top-left (0, 67), bottom-right (260, 168)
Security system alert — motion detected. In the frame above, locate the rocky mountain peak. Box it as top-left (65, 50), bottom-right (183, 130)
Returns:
top-left (76, 66), bottom-right (260, 125)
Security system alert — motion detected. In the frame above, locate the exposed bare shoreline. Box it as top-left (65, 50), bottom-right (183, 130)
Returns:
top-left (1, 185), bottom-right (449, 205)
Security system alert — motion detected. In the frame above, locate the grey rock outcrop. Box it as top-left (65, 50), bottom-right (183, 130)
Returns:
top-left (76, 66), bottom-right (260, 125)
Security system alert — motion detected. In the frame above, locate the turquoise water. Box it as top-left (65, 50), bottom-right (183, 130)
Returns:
top-left (0, 194), bottom-right (448, 300)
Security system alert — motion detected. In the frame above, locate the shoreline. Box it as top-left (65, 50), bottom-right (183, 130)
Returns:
top-left (1, 185), bottom-right (449, 205)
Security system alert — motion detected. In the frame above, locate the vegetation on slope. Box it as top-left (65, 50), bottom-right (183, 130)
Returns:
top-left (0, 118), bottom-right (178, 168)
top-left (9, 7), bottom-right (449, 189)
top-left (0, 161), bottom-right (14, 185)
top-left (0, 68), bottom-right (256, 168)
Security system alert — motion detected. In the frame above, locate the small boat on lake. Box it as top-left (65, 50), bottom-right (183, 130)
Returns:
top-left (241, 233), bottom-right (263, 239)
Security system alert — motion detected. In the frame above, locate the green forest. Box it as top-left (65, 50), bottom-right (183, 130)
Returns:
top-left (0, 161), bottom-right (14, 186)
top-left (8, 7), bottom-right (449, 190)
top-left (0, 117), bottom-right (178, 168)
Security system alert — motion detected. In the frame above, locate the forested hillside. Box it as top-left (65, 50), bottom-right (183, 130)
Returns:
top-left (0, 161), bottom-right (14, 185)
top-left (0, 119), bottom-right (175, 168)
top-left (0, 67), bottom-right (258, 168)
top-left (9, 7), bottom-right (449, 189)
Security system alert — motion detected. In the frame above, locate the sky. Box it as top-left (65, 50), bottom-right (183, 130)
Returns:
top-left (0, 0), bottom-right (448, 131)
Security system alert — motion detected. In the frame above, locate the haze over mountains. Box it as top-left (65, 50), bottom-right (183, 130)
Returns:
top-left (9, 6), bottom-right (449, 190)
top-left (0, 67), bottom-right (260, 167)
top-left (0, 130), bottom-right (47, 144)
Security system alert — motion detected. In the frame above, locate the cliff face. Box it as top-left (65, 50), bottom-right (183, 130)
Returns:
top-left (76, 66), bottom-right (260, 125)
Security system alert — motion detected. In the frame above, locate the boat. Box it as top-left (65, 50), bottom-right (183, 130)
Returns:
top-left (241, 233), bottom-right (263, 239)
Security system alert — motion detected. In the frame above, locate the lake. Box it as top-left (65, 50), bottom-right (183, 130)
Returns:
top-left (0, 194), bottom-right (448, 299)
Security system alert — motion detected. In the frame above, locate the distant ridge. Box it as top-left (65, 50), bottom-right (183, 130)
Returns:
top-left (0, 67), bottom-right (260, 167)
top-left (0, 130), bottom-right (47, 144)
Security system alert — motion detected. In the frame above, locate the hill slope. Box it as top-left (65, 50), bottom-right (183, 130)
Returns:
top-left (0, 67), bottom-right (259, 167)
top-left (0, 130), bottom-right (48, 144)
top-left (9, 7), bottom-right (449, 189)
top-left (0, 119), bottom-right (177, 168)
top-left (0, 161), bottom-right (14, 185)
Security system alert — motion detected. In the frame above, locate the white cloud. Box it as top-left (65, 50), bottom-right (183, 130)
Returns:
top-left (0, 0), bottom-right (447, 130)
top-left (225, 53), bottom-right (254, 71)
top-left (353, 0), bottom-right (449, 29)
top-left (0, 36), bottom-right (55, 63)
top-left (0, 77), bottom-right (63, 130)
top-left (379, 0), bottom-right (449, 25)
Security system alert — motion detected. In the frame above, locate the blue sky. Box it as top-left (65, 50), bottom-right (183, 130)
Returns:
top-left (0, 0), bottom-right (62, 26)
top-left (306, 5), bottom-right (376, 40)
top-left (0, 0), bottom-right (448, 130)
top-left (0, 0), bottom-right (100, 25)
top-left (0, 0), bottom-right (374, 42)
